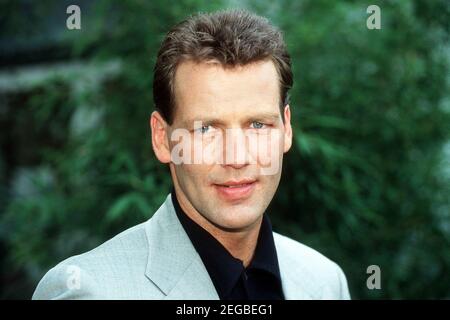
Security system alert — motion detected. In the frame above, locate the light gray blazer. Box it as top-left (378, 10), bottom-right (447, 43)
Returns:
top-left (32, 193), bottom-right (351, 300)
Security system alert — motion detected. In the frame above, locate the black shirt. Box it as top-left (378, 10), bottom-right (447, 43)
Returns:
top-left (171, 188), bottom-right (285, 300)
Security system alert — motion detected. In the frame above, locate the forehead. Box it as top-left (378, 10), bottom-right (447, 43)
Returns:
top-left (172, 59), bottom-right (280, 124)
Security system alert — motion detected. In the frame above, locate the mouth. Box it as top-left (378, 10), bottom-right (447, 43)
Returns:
top-left (213, 179), bottom-right (257, 201)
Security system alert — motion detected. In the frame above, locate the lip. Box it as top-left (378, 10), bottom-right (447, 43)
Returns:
top-left (213, 179), bottom-right (257, 202)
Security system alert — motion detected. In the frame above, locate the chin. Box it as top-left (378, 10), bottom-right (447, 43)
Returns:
top-left (213, 209), bottom-right (262, 231)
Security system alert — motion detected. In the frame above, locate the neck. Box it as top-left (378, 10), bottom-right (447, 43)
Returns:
top-left (173, 183), bottom-right (263, 267)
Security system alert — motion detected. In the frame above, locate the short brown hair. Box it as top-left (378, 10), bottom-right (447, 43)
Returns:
top-left (152, 9), bottom-right (293, 124)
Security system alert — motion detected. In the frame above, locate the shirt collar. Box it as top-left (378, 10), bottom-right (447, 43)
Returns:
top-left (171, 187), bottom-right (282, 298)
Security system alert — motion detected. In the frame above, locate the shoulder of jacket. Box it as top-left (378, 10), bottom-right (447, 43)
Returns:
top-left (273, 231), bottom-right (350, 299)
top-left (32, 221), bottom-right (150, 299)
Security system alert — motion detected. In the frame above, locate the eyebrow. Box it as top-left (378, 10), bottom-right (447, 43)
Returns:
top-left (180, 112), bottom-right (281, 128)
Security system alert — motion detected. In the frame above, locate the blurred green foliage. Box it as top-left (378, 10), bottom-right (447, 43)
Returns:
top-left (0, 0), bottom-right (449, 299)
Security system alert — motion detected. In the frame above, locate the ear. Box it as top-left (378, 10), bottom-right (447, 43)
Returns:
top-left (150, 111), bottom-right (171, 163)
top-left (283, 105), bottom-right (293, 153)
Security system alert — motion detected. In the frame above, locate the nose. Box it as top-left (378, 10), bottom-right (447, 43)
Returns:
top-left (222, 128), bottom-right (251, 169)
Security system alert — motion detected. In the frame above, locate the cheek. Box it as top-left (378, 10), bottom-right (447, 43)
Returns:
top-left (174, 164), bottom-right (197, 185)
top-left (176, 163), bottom-right (215, 187)
top-left (247, 130), bottom-right (283, 169)
top-left (179, 164), bottom-right (199, 177)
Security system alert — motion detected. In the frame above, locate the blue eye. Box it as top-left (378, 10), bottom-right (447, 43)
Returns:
top-left (252, 121), bottom-right (265, 129)
top-left (199, 125), bottom-right (210, 134)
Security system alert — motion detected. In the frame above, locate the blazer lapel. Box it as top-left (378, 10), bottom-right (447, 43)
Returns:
top-left (144, 194), bottom-right (219, 300)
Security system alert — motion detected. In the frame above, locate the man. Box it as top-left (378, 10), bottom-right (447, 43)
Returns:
top-left (33, 9), bottom-right (350, 300)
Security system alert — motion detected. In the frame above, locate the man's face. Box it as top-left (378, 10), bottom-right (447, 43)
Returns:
top-left (159, 59), bottom-right (292, 231)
